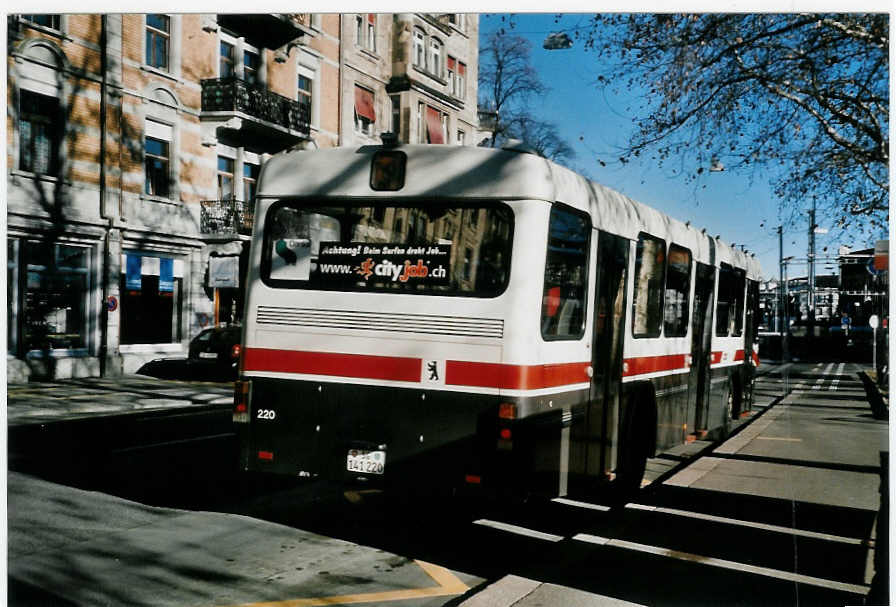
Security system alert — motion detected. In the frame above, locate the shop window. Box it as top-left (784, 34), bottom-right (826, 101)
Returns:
top-left (22, 241), bottom-right (89, 352)
top-left (632, 233), bottom-right (666, 338)
top-left (145, 14), bottom-right (170, 70)
top-left (457, 130), bottom-right (465, 146)
top-left (541, 205), bottom-right (590, 339)
top-left (18, 90), bottom-right (60, 175)
top-left (663, 244), bottom-right (691, 337)
top-left (120, 254), bottom-right (182, 345)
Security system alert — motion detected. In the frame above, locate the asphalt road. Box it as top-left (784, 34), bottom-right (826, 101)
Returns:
top-left (7, 362), bottom-right (888, 606)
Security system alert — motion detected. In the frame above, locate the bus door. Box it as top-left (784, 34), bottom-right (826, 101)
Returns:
top-left (687, 262), bottom-right (715, 435)
top-left (569, 230), bottom-right (629, 495)
top-left (741, 279), bottom-right (760, 410)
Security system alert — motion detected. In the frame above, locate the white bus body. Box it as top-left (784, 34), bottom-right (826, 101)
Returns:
top-left (234, 143), bottom-right (761, 498)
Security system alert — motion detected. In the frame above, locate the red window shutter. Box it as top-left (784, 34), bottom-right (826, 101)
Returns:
top-left (425, 106), bottom-right (444, 144)
top-left (447, 56), bottom-right (456, 71)
top-left (367, 13), bottom-right (375, 24)
top-left (458, 62), bottom-right (466, 75)
top-left (354, 86), bottom-right (376, 122)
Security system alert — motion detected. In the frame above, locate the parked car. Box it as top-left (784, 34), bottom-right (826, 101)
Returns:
top-left (187, 324), bottom-right (242, 380)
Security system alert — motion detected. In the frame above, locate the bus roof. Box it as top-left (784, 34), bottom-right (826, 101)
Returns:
top-left (257, 144), bottom-right (761, 279)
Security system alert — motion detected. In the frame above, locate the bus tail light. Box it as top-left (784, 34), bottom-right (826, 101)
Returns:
top-left (231, 343), bottom-right (241, 360)
top-left (233, 380), bottom-right (251, 423)
top-left (498, 402), bottom-right (517, 419)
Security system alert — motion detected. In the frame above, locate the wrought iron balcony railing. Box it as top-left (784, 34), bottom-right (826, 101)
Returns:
top-left (201, 198), bottom-right (254, 236)
top-left (201, 77), bottom-right (310, 137)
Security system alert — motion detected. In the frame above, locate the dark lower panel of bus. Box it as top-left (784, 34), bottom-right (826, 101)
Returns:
top-left (239, 376), bottom-right (590, 498)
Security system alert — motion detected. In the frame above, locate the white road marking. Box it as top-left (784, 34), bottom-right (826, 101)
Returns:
top-left (552, 497), bottom-right (612, 512)
top-left (830, 362), bottom-right (846, 391)
top-left (626, 503), bottom-right (863, 545)
top-left (755, 436), bottom-right (802, 441)
top-left (812, 363), bottom-right (834, 390)
top-left (473, 519), bottom-right (564, 542)
top-left (572, 533), bottom-right (869, 595)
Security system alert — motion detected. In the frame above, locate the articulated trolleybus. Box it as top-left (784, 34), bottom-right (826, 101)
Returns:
top-left (234, 142), bottom-right (761, 499)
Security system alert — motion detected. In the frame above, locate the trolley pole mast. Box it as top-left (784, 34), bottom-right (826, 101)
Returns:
top-left (778, 225), bottom-right (783, 334)
top-left (808, 199), bottom-right (816, 347)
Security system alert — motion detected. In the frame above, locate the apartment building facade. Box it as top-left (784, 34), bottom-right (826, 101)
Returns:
top-left (7, 13), bottom-right (479, 379)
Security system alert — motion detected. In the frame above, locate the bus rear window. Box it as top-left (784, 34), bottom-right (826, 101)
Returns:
top-left (262, 201), bottom-right (513, 297)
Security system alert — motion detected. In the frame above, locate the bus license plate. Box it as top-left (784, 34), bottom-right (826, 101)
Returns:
top-left (346, 449), bottom-right (385, 475)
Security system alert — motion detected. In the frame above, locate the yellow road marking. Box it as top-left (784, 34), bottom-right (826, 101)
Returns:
top-left (221, 559), bottom-right (468, 607)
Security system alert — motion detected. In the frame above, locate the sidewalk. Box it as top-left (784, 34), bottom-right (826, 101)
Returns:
top-left (7, 374), bottom-right (233, 427)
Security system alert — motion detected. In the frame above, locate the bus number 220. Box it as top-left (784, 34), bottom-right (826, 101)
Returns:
top-left (257, 409), bottom-right (277, 420)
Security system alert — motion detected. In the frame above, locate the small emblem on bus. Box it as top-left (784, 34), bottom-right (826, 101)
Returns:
top-left (423, 359), bottom-right (444, 384)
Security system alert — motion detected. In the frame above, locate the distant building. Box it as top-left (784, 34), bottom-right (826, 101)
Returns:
top-left (7, 13), bottom-right (480, 379)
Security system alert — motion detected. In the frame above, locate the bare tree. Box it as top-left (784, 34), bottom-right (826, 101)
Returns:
top-left (505, 112), bottom-right (575, 164)
top-left (479, 30), bottom-right (575, 164)
top-left (577, 13), bottom-right (888, 234)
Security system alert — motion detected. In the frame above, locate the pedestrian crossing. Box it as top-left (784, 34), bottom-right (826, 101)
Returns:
top-left (760, 362), bottom-right (855, 392)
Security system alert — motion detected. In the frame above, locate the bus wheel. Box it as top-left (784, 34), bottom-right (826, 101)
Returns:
top-left (615, 392), bottom-right (652, 503)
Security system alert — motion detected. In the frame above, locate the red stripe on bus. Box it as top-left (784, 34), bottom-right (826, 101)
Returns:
top-left (445, 361), bottom-right (591, 390)
top-left (623, 354), bottom-right (689, 377)
top-left (242, 348), bottom-right (421, 382)
top-left (711, 351), bottom-right (723, 365)
top-left (733, 349), bottom-right (745, 361)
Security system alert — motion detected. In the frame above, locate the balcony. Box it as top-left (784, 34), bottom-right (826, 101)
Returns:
top-left (200, 198), bottom-right (254, 237)
top-left (201, 77), bottom-right (310, 150)
top-left (216, 14), bottom-right (311, 48)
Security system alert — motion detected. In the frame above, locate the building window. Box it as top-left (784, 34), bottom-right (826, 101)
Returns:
top-left (413, 29), bottom-right (426, 68)
top-left (366, 14), bottom-right (376, 52)
top-left (447, 13), bottom-right (465, 31)
top-left (145, 137), bottom-right (170, 198)
top-left (145, 14), bottom-right (170, 70)
top-left (447, 56), bottom-right (456, 95)
top-left (20, 241), bottom-right (89, 352)
top-left (429, 38), bottom-right (442, 77)
top-left (354, 85), bottom-right (376, 136)
top-left (541, 205), bottom-right (590, 339)
top-left (632, 233), bottom-right (666, 338)
top-left (457, 62), bottom-right (467, 98)
top-left (121, 254), bottom-right (182, 345)
top-left (424, 105), bottom-right (444, 144)
top-left (217, 156), bottom-right (234, 200)
top-left (22, 14), bottom-right (61, 30)
top-left (663, 244), bottom-right (692, 337)
top-left (18, 91), bottom-right (60, 175)
top-left (243, 161), bottom-right (259, 202)
top-left (298, 72), bottom-right (312, 109)
top-left (356, 14), bottom-right (376, 52)
top-left (390, 95), bottom-right (401, 136)
top-left (220, 41), bottom-right (235, 78)
top-left (457, 130), bottom-right (465, 146)
top-left (243, 49), bottom-right (259, 85)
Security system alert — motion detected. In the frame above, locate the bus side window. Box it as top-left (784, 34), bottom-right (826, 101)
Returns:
top-left (663, 244), bottom-right (691, 337)
top-left (715, 263), bottom-right (745, 337)
top-left (541, 205), bottom-right (590, 340)
top-left (632, 233), bottom-right (666, 338)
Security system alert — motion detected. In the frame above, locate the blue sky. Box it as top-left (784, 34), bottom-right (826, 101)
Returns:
top-left (478, 13), bottom-right (876, 281)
